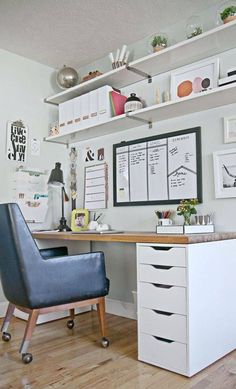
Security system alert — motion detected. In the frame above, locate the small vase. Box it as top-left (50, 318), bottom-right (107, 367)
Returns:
top-left (184, 215), bottom-right (191, 225)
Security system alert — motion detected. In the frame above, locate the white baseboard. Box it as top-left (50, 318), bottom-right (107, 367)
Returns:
top-left (0, 298), bottom-right (137, 323)
top-left (0, 301), bottom-right (8, 318)
top-left (105, 297), bottom-right (137, 320)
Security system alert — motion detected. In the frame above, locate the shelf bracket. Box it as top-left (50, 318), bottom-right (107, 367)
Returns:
top-left (43, 137), bottom-right (69, 148)
top-left (126, 65), bottom-right (152, 83)
top-left (126, 114), bottom-right (152, 129)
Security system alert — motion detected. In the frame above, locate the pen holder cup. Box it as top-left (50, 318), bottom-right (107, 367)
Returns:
top-left (158, 218), bottom-right (172, 226)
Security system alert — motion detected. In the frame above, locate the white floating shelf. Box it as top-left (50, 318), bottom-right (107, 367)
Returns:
top-left (130, 83), bottom-right (236, 123)
top-left (45, 20), bottom-right (236, 105)
top-left (44, 114), bottom-right (141, 145)
top-left (45, 83), bottom-right (236, 145)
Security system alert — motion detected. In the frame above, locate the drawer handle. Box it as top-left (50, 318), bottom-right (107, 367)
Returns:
top-left (151, 265), bottom-right (173, 270)
top-left (153, 309), bottom-right (174, 316)
top-left (151, 246), bottom-right (172, 251)
top-left (153, 336), bottom-right (174, 344)
top-left (153, 283), bottom-right (173, 289)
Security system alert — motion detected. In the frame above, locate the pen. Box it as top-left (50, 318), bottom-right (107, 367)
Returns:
top-left (95, 213), bottom-right (102, 221)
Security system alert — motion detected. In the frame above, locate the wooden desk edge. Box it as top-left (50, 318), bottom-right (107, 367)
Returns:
top-left (32, 231), bottom-right (236, 244)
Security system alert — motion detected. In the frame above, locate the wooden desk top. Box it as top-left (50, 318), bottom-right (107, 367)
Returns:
top-left (32, 231), bottom-right (236, 245)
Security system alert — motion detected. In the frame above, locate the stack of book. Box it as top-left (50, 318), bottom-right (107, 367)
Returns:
top-left (156, 224), bottom-right (215, 234)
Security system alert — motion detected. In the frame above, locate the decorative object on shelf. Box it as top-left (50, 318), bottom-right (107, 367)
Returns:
top-left (6, 119), bottom-right (28, 163)
top-left (162, 90), bottom-right (171, 102)
top-left (186, 16), bottom-right (203, 39)
top-left (49, 121), bottom-right (59, 137)
top-left (224, 116), bottom-right (236, 143)
top-left (48, 162), bottom-right (71, 232)
top-left (109, 90), bottom-right (127, 116)
top-left (177, 199), bottom-right (199, 225)
top-left (82, 70), bottom-right (103, 82)
top-left (69, 147), bottom-right (78, 210)
top-left (171, 58), bottom-right (219, 100)
top-left (124, 93), bottom-right (143, 113)
top-left (108, 45), bottom-right (129, 69)
top-left (195, 214), bottom-right (214, 225)
top-left (150, 33), bottom-right (168, 53)
top-left (213, 148), bottom-right (236, 198)
top-left (71, 208), bottom-right (89, 231)
top-left (219, 3), bottom-right (236, 23)
top-left (56, 65), bottom-right (79, 89)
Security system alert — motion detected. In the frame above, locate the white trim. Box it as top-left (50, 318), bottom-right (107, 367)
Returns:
top-left (0, 301), bottom-right (8, 318)
top-left (105, 297), bottom-right (137, 320)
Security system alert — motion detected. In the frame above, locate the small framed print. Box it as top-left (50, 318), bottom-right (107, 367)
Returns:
top-left (71, 208), bottom-right (89, 231)
top-left (213, 148), bottom-right (236, 198)
top-left (171, 58), bottom-right (219, 101)
top-left (224, 117), bottom-right (236, 143)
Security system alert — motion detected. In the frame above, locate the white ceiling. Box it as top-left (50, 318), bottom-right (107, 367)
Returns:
top-left (0, 0), bottom-right (218, 70)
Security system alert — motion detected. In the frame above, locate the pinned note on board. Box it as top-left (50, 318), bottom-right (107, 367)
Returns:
top-left (84, 163), bottom-right (108, 210)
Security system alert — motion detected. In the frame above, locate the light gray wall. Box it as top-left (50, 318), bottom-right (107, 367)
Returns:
top-left (74, 47), bottom-right (236, 303)
top-left (0, 49), bottom-right (67, 304)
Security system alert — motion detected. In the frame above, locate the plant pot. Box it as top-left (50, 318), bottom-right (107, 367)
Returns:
top-left (223, 14), bottom-right (236, 23)
top-left (153, 45), bottom-right (166, 53)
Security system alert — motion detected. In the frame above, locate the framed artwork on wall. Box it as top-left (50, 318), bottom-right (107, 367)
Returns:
top-left (171, 58), bottom-right (219, 100)
top-left (213, 148), bottom-right (236, 198)
top-left (224, 117), bottom-right (236, 143)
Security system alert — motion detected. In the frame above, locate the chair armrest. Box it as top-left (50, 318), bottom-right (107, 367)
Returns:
top-left (39, 246), bottom-right (68, 260)
top-left (28, 252), bottom-right (109, 308)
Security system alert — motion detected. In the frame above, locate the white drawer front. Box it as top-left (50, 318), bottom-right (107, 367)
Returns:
top-left (138, 246), bottom-right (186, 267)
top-left (139, 264), bottom-right (186, 287)
top-left (139, 282), bottom-right (186, 315)
top-left (140, 307), bottom-right (187, 343)
top-left (139, 333), bottom-right (187, 372)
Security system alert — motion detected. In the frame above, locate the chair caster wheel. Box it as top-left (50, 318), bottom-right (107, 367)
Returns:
top-left (101, 337), bottom-right (109, 348)
top-left (22, 353), bottom-right (33, 364)
top-left (67, 319), bottom-right (74, 329)
top-left (2, 332), bottom-right (11, 342)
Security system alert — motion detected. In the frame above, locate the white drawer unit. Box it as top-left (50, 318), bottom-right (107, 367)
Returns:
top-left (137, 245), bottom-right (186, 267)
top-left (139, 282), bottom-right (186, 315)
top-left (139, 264), bottom-right (186, 287)
top-left (140, 307), bottom-right (187, 343)
top-left (139, 333), bottom-right (187, 373)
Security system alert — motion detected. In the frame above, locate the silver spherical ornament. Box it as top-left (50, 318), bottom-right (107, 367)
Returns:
top-left (56, 65), bottom-right (79, 89)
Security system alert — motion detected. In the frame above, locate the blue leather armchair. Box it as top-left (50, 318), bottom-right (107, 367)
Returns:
top-left (0, 203), bottom-right (110, 363)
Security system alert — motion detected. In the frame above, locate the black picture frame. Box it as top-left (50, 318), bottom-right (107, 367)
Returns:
top-left (113, 127), bottom-right (202, 206)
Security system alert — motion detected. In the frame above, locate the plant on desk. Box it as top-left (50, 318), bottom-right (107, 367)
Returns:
top-left (177, 199), bottom-right (199, 225)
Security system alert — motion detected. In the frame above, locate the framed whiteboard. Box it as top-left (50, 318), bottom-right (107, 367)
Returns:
top-left (113, 127), bottom-right (202, 206)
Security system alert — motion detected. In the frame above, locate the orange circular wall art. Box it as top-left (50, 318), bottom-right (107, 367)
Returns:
top-left (177, 80), bottom-right (193, 98)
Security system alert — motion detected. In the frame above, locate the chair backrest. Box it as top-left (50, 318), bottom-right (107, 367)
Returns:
top-left (0, 203), bottom-right (42, 307)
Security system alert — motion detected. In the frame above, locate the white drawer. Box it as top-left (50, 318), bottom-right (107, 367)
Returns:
top-left (139, 307), bottom-right (187, 343)
top-left (139, 333), bottom-right (187, 373)
top-left (139, 264), bottom-right (186, 287)
top-left (138, 246), bottom-right (186, 267)
top-left (139, 282), bottom-right (186, 315)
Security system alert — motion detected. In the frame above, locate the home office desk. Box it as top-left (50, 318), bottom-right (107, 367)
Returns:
top-left (32, 231), bottom-right (236, 377)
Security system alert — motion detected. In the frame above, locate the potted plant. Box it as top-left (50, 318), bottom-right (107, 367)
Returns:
top-left (177, 199), bottom-right (199, 225)
top-left (220, 5), bottom-right (236, 23)
top-left (151, 34), bottom-right (168, 53)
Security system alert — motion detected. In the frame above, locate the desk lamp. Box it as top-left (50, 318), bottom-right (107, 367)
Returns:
top-left (48, 162), bottom-right (71, 232)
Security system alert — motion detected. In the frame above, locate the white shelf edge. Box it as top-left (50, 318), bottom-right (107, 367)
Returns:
top-left (44, 83), bottom-right (236, 145)
top-left (45, 20), bottom-right (236, 105)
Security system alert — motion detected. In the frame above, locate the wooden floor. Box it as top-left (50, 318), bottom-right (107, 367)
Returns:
top-left (0, 312), bottom-right (236, 389)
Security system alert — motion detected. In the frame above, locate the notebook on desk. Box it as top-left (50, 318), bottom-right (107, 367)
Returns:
top-left (72, 230), bottom-right (124, 234)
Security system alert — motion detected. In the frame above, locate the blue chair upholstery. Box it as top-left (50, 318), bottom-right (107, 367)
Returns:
top-left (0, 203), bottom-right (110, 363)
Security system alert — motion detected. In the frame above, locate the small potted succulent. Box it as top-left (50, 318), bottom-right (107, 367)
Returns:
top-left (177, 199), bottom-right (199, 225)
top-left (151, 34), bottom-right (168, 53)
top-left (220, 5), bottom-right (236, 23)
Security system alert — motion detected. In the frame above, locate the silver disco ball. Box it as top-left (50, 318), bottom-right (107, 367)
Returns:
top-left (56, 65), bottom-right (79, 89)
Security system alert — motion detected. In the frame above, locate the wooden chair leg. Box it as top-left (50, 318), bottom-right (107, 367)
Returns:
top-left (97, 297), bottom-right (106, 338)
top-left (19, 309), bottom-right (39, 355)
top-left (69, 308), bottom-right (75, 320)
top-left (1, 303), bottom-right (15, 333)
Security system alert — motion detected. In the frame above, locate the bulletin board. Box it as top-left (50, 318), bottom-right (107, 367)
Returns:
top-left (113, 127), bottom-right (202, 206)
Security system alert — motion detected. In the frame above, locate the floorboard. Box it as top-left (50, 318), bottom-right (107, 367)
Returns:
top-left (0, 312), bottom-right (236, 389)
